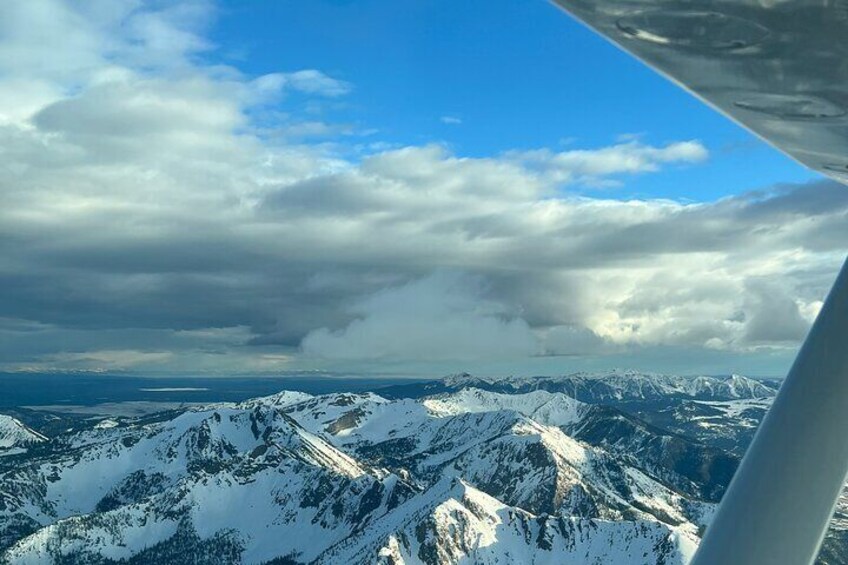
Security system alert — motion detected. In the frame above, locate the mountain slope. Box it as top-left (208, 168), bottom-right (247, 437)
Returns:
top-left (381, 388), bottom-right (733, 502)
top-left (0, 385), bottom-right (710, 564)
top-left (0, 415), bottom-right (47, 456)
top-left (282, 391), bottom-right (712, 529)
top-left (320, 478), bottom-right (699, 565)
top-left (0, 399), bottom-right (420, 564)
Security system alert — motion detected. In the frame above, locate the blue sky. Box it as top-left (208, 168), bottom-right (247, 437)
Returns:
top-left (1, 0), bottom-right (844, 378)
top-left (213, 0), bottom-right (816, 200)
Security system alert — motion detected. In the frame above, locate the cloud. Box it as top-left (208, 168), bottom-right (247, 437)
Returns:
top-left (279, 70), bottom-right (352, 97)
top-left (440, 116), bottom-right (462, 125)
top-left (741, 282), bottom-right (812, 345)
top-left (0, 0), bottom-right (843, 374)
top-left (301, 272), bottom-right (539, 360)
top-left (541, 326), bottom-right (614, 356)
top-left (40, 350), bottom-right (175, 370)
top-left (251, 70), bottom-right (352, 99)
top-left (507, 140), bottom-right (708, 186)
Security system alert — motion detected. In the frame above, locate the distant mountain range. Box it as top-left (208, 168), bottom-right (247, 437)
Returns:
top-left (377, 370), bottom-right (779, 403)
top-left (1, 371), bottom-right (844, 564)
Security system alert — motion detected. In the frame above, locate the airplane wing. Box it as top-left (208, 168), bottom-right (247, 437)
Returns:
top-left (550, 2), bottom-right (848, 564)
top-left (552, 0), bottom-right (848, 185)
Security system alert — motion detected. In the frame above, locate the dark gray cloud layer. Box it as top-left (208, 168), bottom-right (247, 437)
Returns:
top-left (0, 1), bottom-right (844, 374)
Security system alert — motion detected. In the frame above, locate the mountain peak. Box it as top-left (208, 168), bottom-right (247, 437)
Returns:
top-left (0, 414), bottom-right (47, 453)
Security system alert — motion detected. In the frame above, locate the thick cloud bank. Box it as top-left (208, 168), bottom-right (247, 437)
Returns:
top-left (1, 1), bottom-right (844, 374)
top-left (302, 272), bottom-right (539, 361)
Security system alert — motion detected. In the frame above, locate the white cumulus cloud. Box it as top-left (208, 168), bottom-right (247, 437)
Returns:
top-left (301, 273), bottom-right (539, 361)
top-left (0, 0), bottom-right (842, 374)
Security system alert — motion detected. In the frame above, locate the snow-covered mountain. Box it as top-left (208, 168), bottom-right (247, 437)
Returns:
top-left (417, 387), bottom-right (735, 501)
top-left (321, 478), bottom-right (698, 565)
top-left (0, 415), bottom-right (47, 457)
top-left (379, 370), bottom-right (779, 403)
top-left (445, 370), bottom-right (780, 402)
top-left (0, 398), bottom-right (417, 564)
top-left (14, 370), bottom-right (848, 565)
top-left (422, 388), bottom-right (590, 425)
top-left (288, 391), bottom-right (711, 525)
top-left (376, 371), bottom-right (778, 460)
top-left (0, 380), bottom-right (719, 565)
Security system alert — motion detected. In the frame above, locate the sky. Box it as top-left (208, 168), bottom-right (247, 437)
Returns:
top-left (1, 0), bottom-right (845, 378)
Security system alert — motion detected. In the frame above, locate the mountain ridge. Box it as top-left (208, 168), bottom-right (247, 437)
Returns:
top-left (4, 370), bottom-right (835, 565)
top-left (377, 370), bottom-right (780, 403)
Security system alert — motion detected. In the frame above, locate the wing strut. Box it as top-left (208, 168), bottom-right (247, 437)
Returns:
top-left (691, 258), bottom-right (848, 565)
